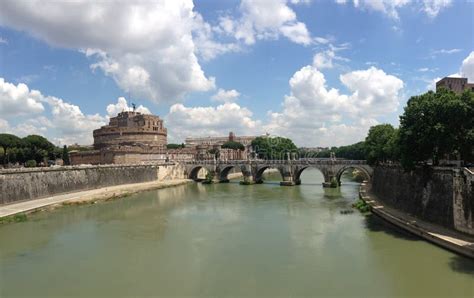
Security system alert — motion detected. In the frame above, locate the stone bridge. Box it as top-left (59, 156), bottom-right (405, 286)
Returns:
top-left (182, 159), bottom-right (373, 187)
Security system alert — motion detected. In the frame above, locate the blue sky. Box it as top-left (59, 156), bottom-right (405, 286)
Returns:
top-left (0, 0), bottom-right (473, 146)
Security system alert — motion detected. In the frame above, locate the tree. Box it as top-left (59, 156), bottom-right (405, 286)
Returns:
top-left (398, 89), bottom-right (474, 169)
top-left (22, 135), bottom-right (55, 163)
top-left (365, 124), bottom-right (398, 165)
top-left (251, 136), bottom-right (297, 159)
top-left (62, 145), bottom-right (70, 165)
top-left (221, 141), bottom-right (245, 151)
top-left (0, 134), bottom-right (22, 165)
top-left (167, 143), bottom-right (185, 149)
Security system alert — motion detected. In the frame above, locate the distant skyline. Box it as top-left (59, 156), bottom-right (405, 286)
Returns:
top-left (0, 0), bottom-right (473, 146)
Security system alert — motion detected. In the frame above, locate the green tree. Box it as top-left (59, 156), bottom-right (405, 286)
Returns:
top-left (221, 141), bottom-right (245, 151)
top-left (398, 89), bottom-right (474, 169)
top-left (167, 143), bottom-right (185, 149)
top-left (0, 133), bottom-right (22, 165)
top-left (62, 145), bottom-right (70, 165)
top-left (365, 124), bottom-right (398, 165)
top-left (22, 135), bottom-right (55, 163)
top-left (251, 136), bottom-right (297, 159)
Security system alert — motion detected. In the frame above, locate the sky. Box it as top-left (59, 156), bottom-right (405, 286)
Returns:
top-left (0, 0), bottom-right (473, 147)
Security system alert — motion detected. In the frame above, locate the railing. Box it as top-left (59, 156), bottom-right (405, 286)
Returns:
top-left (182, 159), bottom-right (368, 165)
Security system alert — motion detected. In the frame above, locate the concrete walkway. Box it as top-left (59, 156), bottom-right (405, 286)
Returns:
top-left (0, 179), bottom-right (191, 219)
top-left (360, 182), bottom-right (474, 259)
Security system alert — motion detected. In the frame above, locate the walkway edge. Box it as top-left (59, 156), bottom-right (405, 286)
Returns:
top-left (359, 182), bottom-right (474, 259)
top-left (0, 179), bottom-right (192, 219)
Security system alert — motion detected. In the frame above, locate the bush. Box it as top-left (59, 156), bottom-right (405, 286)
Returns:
top-left (25, 159), bottom-right (37, 167)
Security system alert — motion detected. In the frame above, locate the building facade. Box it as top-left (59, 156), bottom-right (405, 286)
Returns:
top-left (436, 77), bottom-right (474, 94)
top-left (93, 111), bottom-right (167, 149)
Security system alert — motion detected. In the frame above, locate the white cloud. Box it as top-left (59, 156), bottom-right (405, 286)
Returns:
top-left (0, 77), bottom-right (106, 145)
top-left (418, 67), bottom-right (430, 72)
top-left (0, 37), bottom-right (7, 44)
top-left (312, 48), bottom-right (349, 70)
top-left (106, 97), bottom-right (151, 117)
top-left (217, 0), bottom-right (312, 46)
top-left (460, 51), bottom-right (474, 82)
top-left (211, 89), bottom-right (241, 102)
top-left (280, 22), bottom-right (312, 45)
top-left (335, 0), bottom-right (452, 19)
top-left (431, 48), bottom-right (462, 55)
top-left (265, 65), bottom-right (403, 146)
top-left (421, 0), bottom-right (452, 18)
top-left (165, 102), bottom-right (261, 143)
top-left (0, 78), bottom-right (45, 117)
top-left (335, 0), bottom-right (410, 19)
top-left (0, 0), bottom-right (217, 104)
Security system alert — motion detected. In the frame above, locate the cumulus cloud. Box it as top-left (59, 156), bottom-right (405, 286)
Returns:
top-left (106, 97), bottom-right (151, 117)
top-left (211, 88), bottom-right (241, 102)
top-left (217, 0), bottom-right (312, 46)
top-left (165, 102), bottom-right (261, 142)
top-left (0, 78), bottom-right (45, 117)
top-left (265, 65), bottom-right (403, 146)
top-left (460, 51), bottom-right (474, 82)
top-left (421, 0), bottom-right (452, 18)
top-left (0, 0), bottom-right (217, 104)
top-left (0, 77), bottom-right (106, 145)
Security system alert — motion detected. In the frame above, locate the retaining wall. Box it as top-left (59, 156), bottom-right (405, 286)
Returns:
top-left (372, 165), bottom-right (474, 235)
top-left (0, 164), bottom-right (183, 205)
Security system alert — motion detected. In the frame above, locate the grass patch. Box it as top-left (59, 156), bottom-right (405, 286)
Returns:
top-left (352, 199), bottom-right (371, 213)
top-left (0, 213), bottom-right (28, 224)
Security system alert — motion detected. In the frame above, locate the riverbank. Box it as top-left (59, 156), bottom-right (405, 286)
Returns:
top-left (0, 179), bottom-right (192, 220)
top-left (360, 182), bottom-right (474, 259)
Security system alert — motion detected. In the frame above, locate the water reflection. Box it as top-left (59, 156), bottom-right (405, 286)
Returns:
top-left (0, 169), bottom-right (473, 297)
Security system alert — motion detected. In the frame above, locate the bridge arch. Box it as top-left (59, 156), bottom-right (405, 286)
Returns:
top-left (255, 166), bottom-right (284, 183)
top-left (294, 166), bottom-right (329, 185)
top-left (217, 165), bottom-right (243, 182)
top-left (335, 165), bottom-right (371, 185)
top-left (188, 165), bottom-right (213, 181)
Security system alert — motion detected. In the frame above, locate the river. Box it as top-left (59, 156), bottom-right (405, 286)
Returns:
top-left (1, 169), bottom-right (473, 297)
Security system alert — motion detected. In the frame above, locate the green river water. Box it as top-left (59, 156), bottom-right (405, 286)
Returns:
top-left (1, 169), bottom-right (473, 297)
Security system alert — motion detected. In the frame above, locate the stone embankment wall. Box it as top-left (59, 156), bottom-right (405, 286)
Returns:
top-left (372, 165), bottom-right (474, 235)
top-left (0, 163), bottom-right (186, 205)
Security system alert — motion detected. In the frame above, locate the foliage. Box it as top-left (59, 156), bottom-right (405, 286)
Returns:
top-left (0, 133), bottom-right (64, 166)
top-left (0, 133), bottom-right (23, 165)
top-left (62, 145), bottom-right (70, 165)
top-left (301, 142), bottom-right (367, 160)
top-left (398, 89), bottom-right (474, 169)
top-left (203, 171), bottom-right (215, 184)
top-left (0, 213), bottom-right (28, 224)
top-left (352, 199), bottom-right (370, 213)
top-left (25, 160), bottom-right (37, 167)
top-left (251, 136), bottom-right (297, 159)
top-left (166, 143), bottom-right (185, 149)
top-left (365, 124), bottom-right (399, 165)
top-left (222, 141), bottom-right (245, 151)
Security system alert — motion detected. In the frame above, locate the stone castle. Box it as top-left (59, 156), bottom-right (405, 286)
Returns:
top-left (70, 110), bottom-right (259, 165)
top-left (93, 111), bottom-right (167, 149)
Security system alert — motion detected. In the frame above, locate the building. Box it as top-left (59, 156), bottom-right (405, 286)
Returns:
top-left (71, 110), bottom-right (194, 165)
top-left (436, 77), bottom-right (474, 94)
top-left (185, 132), bottom-right (263, 160)
top-left (185, 132), bottom-right (256, 148)
top-left (93, 111), bottom-right (167, 149)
